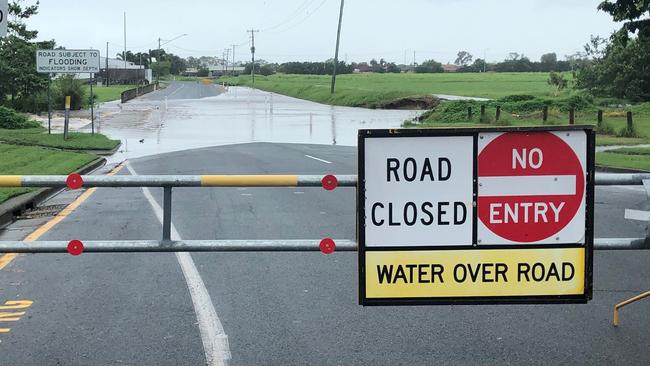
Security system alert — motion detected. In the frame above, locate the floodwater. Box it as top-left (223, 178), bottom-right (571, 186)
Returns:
top-left (91, 86), bottom-right (419, 162)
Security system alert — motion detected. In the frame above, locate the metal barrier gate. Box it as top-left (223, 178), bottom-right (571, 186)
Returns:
top-left (0, 172), bottom-right (648, 253)
top-left (1, 171), bottom-right (649, 325)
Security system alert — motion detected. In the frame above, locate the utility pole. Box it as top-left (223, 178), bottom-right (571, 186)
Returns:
top-left (123, 12), bottom-right (127, 70)
top-left (330, 0), bottom-right (345, 94)
top-left (247, 29), bottom-right (259, 86)
top-left (231, 44), bottom-right (236, 67)
top-left (106, 42), bottom-right (110, 86)
top-left (483, 49), bottom-right (487, 73)
top-left (223, 48), bottom-right (231, 75)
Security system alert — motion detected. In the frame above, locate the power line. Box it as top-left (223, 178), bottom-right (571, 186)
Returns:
top-left (266, 0), bottom-right (329, 34)
top-left (260, 0), bottom-right (319, 31)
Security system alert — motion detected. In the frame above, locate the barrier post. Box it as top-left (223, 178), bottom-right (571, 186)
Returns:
top-left (163, 186), bottom-right (172, 241)
top-left (64, 95), bottom-right (71, 140)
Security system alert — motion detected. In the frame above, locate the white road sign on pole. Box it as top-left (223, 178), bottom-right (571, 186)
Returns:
top-left (1, 0), bottom-right (8, 38)
top-left (36, 49), bottom-right (101, 74)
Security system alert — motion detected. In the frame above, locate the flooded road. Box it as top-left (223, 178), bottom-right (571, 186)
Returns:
top-left (93, 83), bottom-right (419, 162)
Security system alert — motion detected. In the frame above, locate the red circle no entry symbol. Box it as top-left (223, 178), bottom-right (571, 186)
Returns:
top-left (478, 132), bottom-right (584, 243)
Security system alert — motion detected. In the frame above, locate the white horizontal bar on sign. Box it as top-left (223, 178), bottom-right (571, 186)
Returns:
top-left (479, 175), bottom-right (576, 197)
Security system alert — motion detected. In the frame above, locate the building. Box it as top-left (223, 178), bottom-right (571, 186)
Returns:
top-left (94, 57), bottom-right (152, 85)
top-left (442, 64), bottom-right (459, 73)
top-left (209, 65), bottom-right (245, 77)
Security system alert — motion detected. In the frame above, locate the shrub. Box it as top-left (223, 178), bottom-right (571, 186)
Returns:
top-left (596, 121), bottom-right (616, 135)
top-left (497, 94), bottom-right (536, 103)
top-left (53, 75), bottom-right (87, 110)
top-left (0, 106), bottom-right (41, 129)
top-left (617, 124), bottom-right (638, 138)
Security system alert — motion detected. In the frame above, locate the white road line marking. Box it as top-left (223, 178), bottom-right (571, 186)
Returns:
top-left (625, 209), bottom-right (650, 222)
top-left (167, 83), bottom-right (186, 98)
top-left (127, 164), bottom-right (231, 366)
top-left (293, 191), bottom-right (305, 195)
top-left (240, 193), bottom-right (252, 196)
top-left (305, 154), bottom-right (332, 164)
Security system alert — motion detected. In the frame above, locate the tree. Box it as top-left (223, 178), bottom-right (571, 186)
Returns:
top-left (415, 59), bottom-right (444, 73)
top-left (386, 62), bottom-right (401, 73)
top-left (473, 58), bottom-right (487, 72)
top-left (186, 56), bottom-right (201, 69)
top-left (540, 53), bottom-right (557, 71)
top-left (598, 0), bottom-right (650, 36)
top-left (150, 61), bottom-right (171, 77)
top-left (455, 51), bottom-right (473, 66)
top-left (53, 74), bottom-right (86, 110)
top-left (547, 71), bottom-right (568, 95)
top-left (508, 52), bottom-right (521, 61)
top-left (0, 1), bottom-right (55, 112)
top-left (575, 1), bottom-right (650, 101)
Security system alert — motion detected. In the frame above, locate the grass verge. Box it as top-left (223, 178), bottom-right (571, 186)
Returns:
top-left (596, 151), bottom-right (650, 171)
top-left (86, 85), bottom-right (134, 103)
top-left (0, 143), bottom-right (98, 203)
top-left (0, 127), bottom-right (120, 151)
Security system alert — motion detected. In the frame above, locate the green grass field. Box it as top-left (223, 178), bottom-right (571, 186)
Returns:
top-left (86, 85), bottom-right (133, 103)
top-left (230, 72), bottom-right (649, 170)
top-left (0, 143), bottom-right (98, 203)
top-left (0, 127), bottom-right (120, 150)
top-left (222, 72), bottom-right (573, 107)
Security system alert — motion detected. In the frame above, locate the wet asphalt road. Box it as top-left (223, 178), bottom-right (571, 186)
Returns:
top-left (1, 82), bottom-right (649, 365)
top-left (140, 81), bottom-right (225, 101)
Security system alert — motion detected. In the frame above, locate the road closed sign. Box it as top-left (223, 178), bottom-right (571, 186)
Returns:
top-left (358, 126), bottom-right (594, 305)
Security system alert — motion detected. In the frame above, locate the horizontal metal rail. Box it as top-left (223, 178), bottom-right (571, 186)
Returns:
top-left (0, 240), bottom-right (358, 253)
top-left (0, 173), bottom-right (648, 188)
top-left (0, 175), bottom-right (357, 188)
top-left (596, 173), bottom-right (650, 186)
top-left (0, 238), bottom-right (647, 253)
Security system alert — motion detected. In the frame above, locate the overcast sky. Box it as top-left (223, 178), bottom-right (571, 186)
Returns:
top-left (27, 0), bottom-right (620, 64)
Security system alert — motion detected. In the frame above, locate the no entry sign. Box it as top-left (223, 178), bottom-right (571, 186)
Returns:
top-left (358, 126), bottom-right (594, 306)
top-left (478, 131), bottom-right (586, 244)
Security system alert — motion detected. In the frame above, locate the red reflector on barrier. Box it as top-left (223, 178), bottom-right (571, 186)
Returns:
top-left (67, 240), bottom-right (84, 256)
top-left (321, 175), bottom-right (338, 191)
top-left (66, 174), bottom-right (83, 190)
top-left (320, 238), bottom-right (336, 254)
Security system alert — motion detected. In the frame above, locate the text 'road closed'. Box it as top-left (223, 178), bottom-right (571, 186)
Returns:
top-left (365, 248), bottom-right (585, 298)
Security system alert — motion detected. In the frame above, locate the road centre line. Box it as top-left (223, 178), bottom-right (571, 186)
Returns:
top-left (0, 163), bottom-right (125, 271)
top-left (166, 83), bottom-right (185, 98)
top-left (305, 154), bottom-right (332, 164)
top-left (126, 163), bottom-right (231, 366)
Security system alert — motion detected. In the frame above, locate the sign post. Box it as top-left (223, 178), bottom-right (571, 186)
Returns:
top-left (0, 0), bottom-right (7, 38)
top-left (63, 96), bottom-right (70, 140)
top-left (36, 49), bottom-right (100, 136)
top-left (47, 74), bottom-right (52, 134)
top-left (358, 126), bottom-right (594, 306)
top-left (89, 73), bottom-right (94, 135)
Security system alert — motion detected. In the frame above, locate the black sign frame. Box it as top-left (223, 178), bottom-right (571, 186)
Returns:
top-left (358, 125), bottom-right (595, 306)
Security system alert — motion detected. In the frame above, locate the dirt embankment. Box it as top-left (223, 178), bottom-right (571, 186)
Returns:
top-left (373, 95), bottom-right (440, 110)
